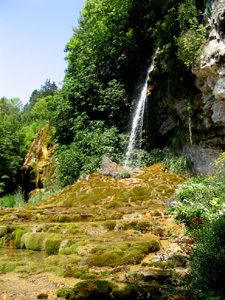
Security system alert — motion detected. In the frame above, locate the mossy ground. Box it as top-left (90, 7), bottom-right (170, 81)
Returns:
top-left (0, 163), bottom-right (187, 299)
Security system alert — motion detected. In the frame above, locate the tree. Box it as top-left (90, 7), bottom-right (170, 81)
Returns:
top-left (23, 79), bottom-right (58, 114)
top-left (0, 111), bottom-right (25, 194)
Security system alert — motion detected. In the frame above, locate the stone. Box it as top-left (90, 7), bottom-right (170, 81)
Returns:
top-left (212, 100), bottom-right (225, 125)
top-left (159, 116), bottom-right (180, 136)
top-left (98, 157), bottom-right (133, 179)
top-left (183, 144), bottom-right (221, 174)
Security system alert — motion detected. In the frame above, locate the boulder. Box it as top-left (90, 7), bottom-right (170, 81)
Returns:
top-left (98, 157), bottom-right (130, 179)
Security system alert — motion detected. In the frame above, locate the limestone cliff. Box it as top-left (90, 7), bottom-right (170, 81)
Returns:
top-left (148, 0), bottom-right (225, 174)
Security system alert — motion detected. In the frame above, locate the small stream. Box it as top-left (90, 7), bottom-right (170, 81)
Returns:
top-left (0, 247), bottom-right (46, 272)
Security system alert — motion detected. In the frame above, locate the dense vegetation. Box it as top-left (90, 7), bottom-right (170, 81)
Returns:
top-left (0, 0), bottom-right (209, 193)
top-left (0, 80), bottom-right (57, 195)
top-left (1, 1), bottom-right (224, 299)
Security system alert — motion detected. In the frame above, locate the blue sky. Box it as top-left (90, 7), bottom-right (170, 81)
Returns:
top-left (0, 0), bottom-right (85, 105)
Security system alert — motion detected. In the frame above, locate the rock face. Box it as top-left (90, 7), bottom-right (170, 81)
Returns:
top-left (20, 125), bottom-right (55, 198)
top-left (193, 0), bottom-right (225, 108)
top-left (189, 0), bottom-right (225, 172)
top-left (147, 0), bottom-right (225, 174)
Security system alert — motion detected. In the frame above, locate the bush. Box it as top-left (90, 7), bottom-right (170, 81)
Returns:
top-left (55, 125), bottom-right (126, 186)
top-left (133, 147), bottom-right (191, 175)
top-left (169, 152), bottom-right (225, 231)
top-left (190, 217), bottom-right (225, 294)
top-left (1, 194), bottom-right (15, 208)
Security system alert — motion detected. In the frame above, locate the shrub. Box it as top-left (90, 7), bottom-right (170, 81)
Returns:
top-left (1, 194), bottom-right (15, 208)
top-left (190, 217), bottom-right (225, 294)
top-left (169, 165), bottom-right (225, 229)
top-left (176, 20), bottom-right (206, 67)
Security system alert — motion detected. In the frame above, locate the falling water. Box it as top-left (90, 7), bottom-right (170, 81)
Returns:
top-left (124, 49), bottom-right (159, 168)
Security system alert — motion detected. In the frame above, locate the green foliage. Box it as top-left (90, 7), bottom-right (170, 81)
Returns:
top-left (55, 125), bottom-right (126, 186)
top-left (133, 147), bottom-right (191, 175)
top-left (190, 217), bottom-right (225, 294)
top-left (152, 0), bottom-right (206, 99)
top-left (23, 79), bottom-right (57, 114)
top-left (0, 190), bottom-right (25, 208)
top-left (176, 20), bottom-right (206, 67)
top-left (48, 0), bottom-right (162, 145)
top-left (169, 152), bottom-right (225, 229)
top-left (1, 194), bottom-right (15, 208)
top-left (0, 261), bottom-right (25, 274)
top-left (0, 109), bottom-right (26, 194)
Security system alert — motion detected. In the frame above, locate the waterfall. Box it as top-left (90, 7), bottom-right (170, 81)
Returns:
top-left (124, 49), bottom-right (159, 168)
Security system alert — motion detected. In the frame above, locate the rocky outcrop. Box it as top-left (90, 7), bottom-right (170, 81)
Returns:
top-left (98, 157), bottom-right (125, 179)
top-left (146, 1), bottom-right (225, 174)
top-left (20, 125), bottom-right (55, 198)
top-left (188, 0), bottom-right (225, 172)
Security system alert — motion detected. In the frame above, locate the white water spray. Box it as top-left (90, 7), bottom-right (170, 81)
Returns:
top-left (124, 49), bottom-right (159, 168)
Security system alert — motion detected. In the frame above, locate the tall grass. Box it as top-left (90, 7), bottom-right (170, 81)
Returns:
top-left (0, 189), bottom-right (56, 209)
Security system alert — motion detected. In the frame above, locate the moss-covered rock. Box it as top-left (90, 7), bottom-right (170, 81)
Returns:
top-left (44, 233), bottom-right (62, 255)
top-left (13, 226), bottom-right (30, 248)
top-left (21, 232), bottom-right (47, 251)
top-left (0, 226), bottom-right (8, 237)
top-left (90, 240), bottom-right (160, 267)
top-left (72, 280), bottom-right (117, 300)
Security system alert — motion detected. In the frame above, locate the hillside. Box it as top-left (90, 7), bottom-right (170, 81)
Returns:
top-left (0, 163), bottom-right (187, 299)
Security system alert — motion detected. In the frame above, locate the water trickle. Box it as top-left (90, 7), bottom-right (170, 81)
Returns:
top-left (124, 49), bottom-right (159, 168)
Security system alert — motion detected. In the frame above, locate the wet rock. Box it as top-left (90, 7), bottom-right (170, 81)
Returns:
top-left (183, 144), bottom-right (221, 174)
top-left (159, 115), bottom-right (180, 136)
top-left (98, 157), bottom-right (133, 179)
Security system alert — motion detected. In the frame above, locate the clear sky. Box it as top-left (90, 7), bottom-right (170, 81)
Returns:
top-left (0, 0), bottom-right (85, 105)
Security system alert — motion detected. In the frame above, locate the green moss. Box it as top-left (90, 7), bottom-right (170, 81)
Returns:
top-left (80, 273), bottom-right (96, 280)
top-left (56, 287), bottom-right (75, 299)
top-left (21, 232), bottom-right (47, 251)
top-left (63, 265), bottom-right (89, 278)
top-left (153, 210), bottom-right (161, 216)
top-left (0, 261), bottom-right (25, 274)
top-left (45, 238), bottom-right (62, 255)
top-left (36, 214), bottom-right (48, 220)
top-left (91, 252), bottom-right (122, 267)
top-left (58, 241), bottom-right (81, 256)
top-left (71, 215), bottom-right (82, 222)
top-left (13, 227), bottom-right (30, 248)
top-left (71, 280), bottom-right (117, 300)
top-left (58, 247), bottom-right (73, 255)
top-left (90, 240), bottom-right (160, 267)
top-left (0, 226), bottom-right (8, 237)
top-left (45, 254), bottom-right (78, 268)
top-left (57, 215), bottom-right (72, 222)
top-left (103, 221), bottom-right (116, 231)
